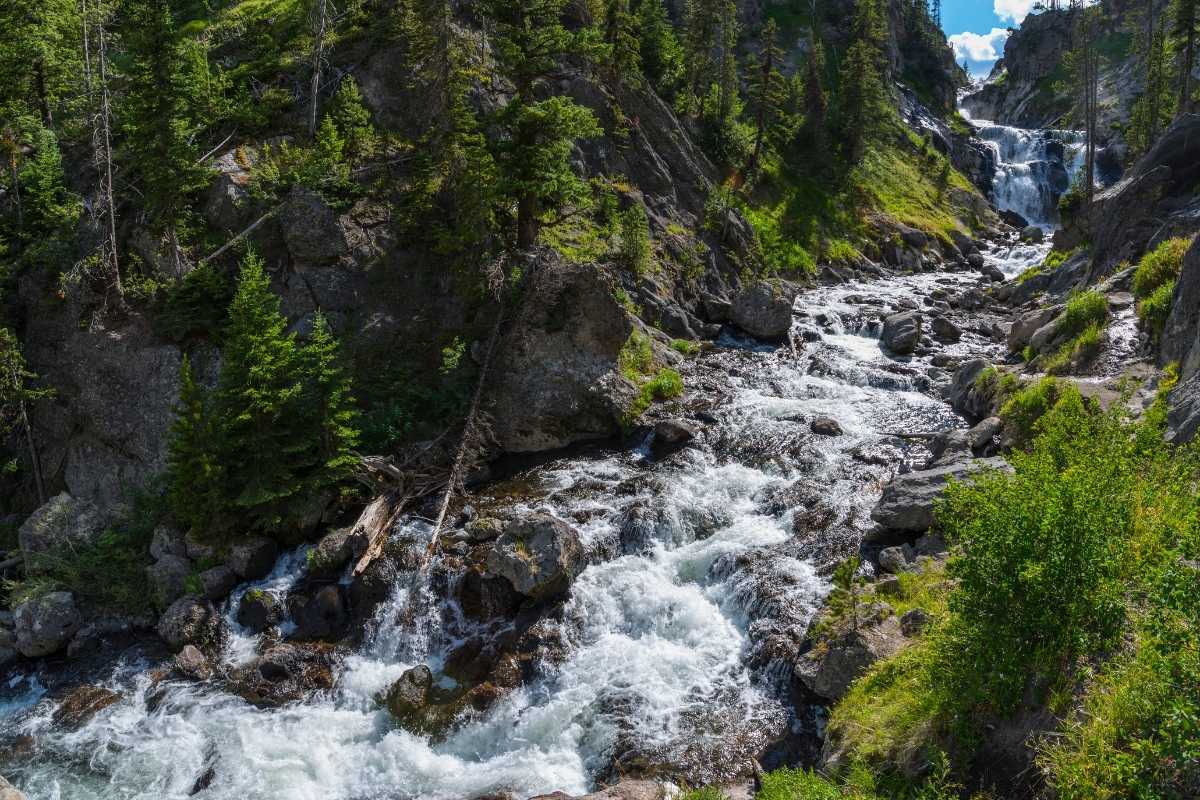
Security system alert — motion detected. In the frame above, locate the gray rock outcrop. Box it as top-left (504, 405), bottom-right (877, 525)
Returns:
top-left (14, 591), bottom-right (81, 657)
top-left (157, 595), bottom-right (221, 652)
top-left (486, 514), bottom-right (586, 601)
top-left (730, 280), bottom-right (798, 341)
top-left (881, 311), bottom-right (922, 355)
top-left (18, 494), bottom-right (107, 569)
top-left (870, 457), bottom-right (1013, 534)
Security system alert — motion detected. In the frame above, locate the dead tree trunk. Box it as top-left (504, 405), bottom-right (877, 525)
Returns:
top-left (84, 0), bottom-right (123, 299)
top-left (12, 364), bottom-right (46, 506)
top-left (308, 0), bottom-right (330, 137)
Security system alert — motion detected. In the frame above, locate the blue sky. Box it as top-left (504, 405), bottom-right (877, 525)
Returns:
top-left (945, 0), bottom-right (1040, 77)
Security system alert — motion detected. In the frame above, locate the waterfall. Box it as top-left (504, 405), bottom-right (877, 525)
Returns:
top-left (964, 112), bottom-right (1087, 229)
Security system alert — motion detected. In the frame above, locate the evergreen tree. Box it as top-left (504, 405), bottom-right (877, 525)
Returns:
top-left (167, 355), bottom-right (223, 532)
top-left (0, 0), bottom-right (81, 126)
top-left (683, 0), bottom-right (722, 112)
top-left (604, 0), bottom-right (642, 85)
top-left (617, 203), bottom-right (652, 274)
top-left (482, 0), bottom-right (602, 250)
top-left (214, 250), bottom-right (306, 531)
top-left (804, 40), bottom-right (829, 157)
top-left (635, 0), bottom-right (684, 98)
top-left (20, 127), bottom-right (76, 232)
top-left (329, 77), bottom-right (377, 164)
top-left (0, 326), bottom-right (52, 503)
top-left (747, 18), bottom-right (790, 172)
top-left (118, 0), bottom-right (209, 233)
top-left (1173, 0), bottom-right (1199, 113)
top-left (715, 0), bottom-right (739, 123)
top-left (837, 0), bottom-right (889, 163)
top-left (1129, 0), bottom-right (1173, 154)
top-left (297, 312), bottom-right (359, 493)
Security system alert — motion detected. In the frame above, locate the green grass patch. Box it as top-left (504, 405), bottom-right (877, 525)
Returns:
top-left (1056, 289), bottom-right (1109, 341)
top-left (1136, 280), bottom-right (1176, 340)
top-left (999, 375), bottom-right (1063, 442)
top-left (1132, 236), bottom-right (1192, 300)
top-left (1044, 321), bottom-right (1104, 375)
top-left (671, 339), bottom-right (700, 356)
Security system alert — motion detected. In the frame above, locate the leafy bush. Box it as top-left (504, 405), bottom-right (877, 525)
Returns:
top-left (1131, 236), bottom-right (1192, 300)
top-left (1055, 289), bottom-right (1108, 341)
top-left (644, 367), bottom-right (683, 400)
top-left (618, 331), bottom-right (654, 381)
top-left (999, 376), bottom-right (1062, 442)
top-left (1136, 279), bottom-right (1176, 340)
top-left (671, 339), bottom-right (700, 356)
top-left (153, 261), bottom-right (233, 342)
top-left (1044, 321), bottom-right (1104, 375)
top-left (617, 204), bottom-right (652, 275)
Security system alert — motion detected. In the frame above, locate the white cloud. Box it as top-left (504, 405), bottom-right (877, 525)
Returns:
top-left (949, 28), bottom-right (1011, 64)
top-left (994, 0), bottom-right (1035, 24)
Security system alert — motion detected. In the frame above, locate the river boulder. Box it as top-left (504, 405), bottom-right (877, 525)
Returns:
top-left (227, 536), bottom-right (278, 580)
top-left (794, 615), bottom-right (905, 701)
top-left (730, 279), bottom-right (798, 341)
top-left (486, 514), bottom-right (586, 602)
top-left (237, 589), bottom-right (282, 633)
top-left (52, 684), bottom-right (122, 730)
top-left (870, 457), bottom-right (1013, 535)
top-left (145, 554), bottom-right (192, 609)
top-left (157, 595), bottom-right (221, 653)
top-left (289, 585), bottom-right (349, 641)
top-left (881, 311), bottom-right (922, 355)
top-left (18, 494), bottom-right (108, 570)
top-left (14, 591), bottom-right (81, 658)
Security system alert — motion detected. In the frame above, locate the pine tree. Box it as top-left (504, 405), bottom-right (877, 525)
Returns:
top-left (715, 0), bottom-right (739, 123)
top-left (837, 0), bottom-right (889, 163)
top-left (297, 312), bottom-right (359, 494)
top-left (19, 127), bottom-right (76, 233)
top-left (1173, 0), bottom-right (1199, 113)
top-left (604, 0), bottom-right (642, 85)
top-left (0, 0), bottom-right (82, 126)
top-left (617, 203), bottom-right (652, 274)
top-left (482, 0), bottom-right (602, 250)
top-left (747, 18), bottom-right (790, 172)
top-left (636, 0), bottom-right (684, 98)
top-left (0, 327), bottom-right (52, 504)
top-left (1129, 0), bottom-right (1173, 154)
top-left (167, 355), bottom-right (223, 533)
top-left (118, 0), bottom-right (209, 235)
top-left (214, 250), bottom-right (306, 532)
top-left (804, 40), bottom-right (829, 157)
top-left (683, 0), bottom-right (723, 113)
top-left (329, 77), bottom-right (377, 164)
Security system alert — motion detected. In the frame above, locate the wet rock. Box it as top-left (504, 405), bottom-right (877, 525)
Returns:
top-left (306, 526), bottom-right (363, 580)
top-left (652, 418), bottom-right (697, 451)
top-left (486, 514), bottom-right (585, 602)
top-left (381, 664), bottom-right (457, 737)
top-left (0, 775), bottom-right (25, 800)
top-left (146, 554), bottom-right (193, 609)
top-left (794, 616), bottom-right (906, 701)
top-left (237, 589), bottom-right (282, 633)
top-left (878, 545), bottom-right (914, 575)
top-left (185, 531), bottom-right (219, 562)
top-left (881, 311), bottom-right (922, 355)
top-left (870, 458), bottom-right (1013, 534)
top-left (947, 359), bottom-right (994, 421)
top-left (968, 416), bottom-right (1003, 454)
top-left (52, 684), bottom-right (121, 730)
top-left (289, 585), bottom-right (348, 641)
top-left (900, 608), bottom-right (931, 637)
top-left (810, 417), bottom-right (843, 437)
top-left (966, 252), bottom-right (985, 269)
top-left (1020, 225), bottom-right (1044, 243)
top-left (199, 565), bottom-right (238, 601)
top-left (464, 517), bottom-right (505, 542)
top-left (157, 595), bottom-right (221, 653)
top-left (18, 493), bottom-right (107, 570)
top-left (899, 226), bottom-right (929, 249)
top-left (913, 532), bottom-right (949, 556)
top-left (925, 429), bottom-right (972, 468)
top-left (528, 782), bottom-right (668, 800)
top-left (174, 644), bottom-right (214, 681)
top-left (930, 316), bottom-right (962, 343)
top-left (229, 641), bottom-right (336, 706)
top-left (730, 280), bottom-right (798, 341)
top-left (618, 503), bottom-right (667, 555)
top-left (14, 591), bottom-right (81, 657)
top-left (149, 524), bottom-right (188, 561)
top-left (227, 537), bottom-right (278, 580)
top-left (349, 558), bottom-right (398, 617)
top-left (1007, 305), bottom-right (1060, 355)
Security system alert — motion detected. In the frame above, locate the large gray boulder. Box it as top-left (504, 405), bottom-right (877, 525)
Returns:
top-left (1008, 305), bottom-right (1061, 353)
top-left (794, 616), bottom-right (905, 701)
top-left (1160, 237), bottom-right (1200, 379)
top-left (227, 537), bottom-right (278, 580)
top-left (14, 591), bottom-right (81, 658)
top-left (947, 359), bottom-right (995, 421)
top-left (881, 311), bottom-right (922, 355)
top-left (486, 514), bottom-right (586, 601)
top-left (278, 187), bottom-right (347, 265)
top-left (870, 457), bottom-right (1013, 534)
top-left (1167, 372), bottom-right (1200, 444)
top-left (157, 595), bottom-right (221, 653)
top-left (306, 526), bottom-right (365, 580)
top-left (730, 280), bottom-right (798, 341)
top-left (18, 494), bottom-right (107, 569)
top-left (145, 554), bottom-right (192, 609)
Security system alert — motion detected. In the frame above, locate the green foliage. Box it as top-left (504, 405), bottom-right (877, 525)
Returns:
top-left (9, 484), bottom-right (167, 614)
top-left (253, 115), bottom-right (353, 202)
top-left (671, 339), bottom-right (700, 356)
top-left (328, 77), bottom-right (378, 164)
top-left (1132, 235), bottom-right (1192, 299)
top-left (826, 556), bottom-right (863, 631)
top-left (19, 127), bottom-right (78, 232)
top-left (0, 327), bottom-right (53, 484)
top-left (936, 390), bottom-right (1129, 715)
top-left (617, 203), bottom-right (652, 274)
top-left (1056, 289), bottom-right (1109, 341)
top-left (837, 0), bottom-right (890, 163)
top-left (1137, 279), bottom-right (1177, 339)
top-left (1044, 247), bottom-right (1076, 271)
top-left (1044, 320), bottom-right (1104, 375)
top-left (636, 0), bottom-right (684, 98)
top-left (999, 375), bottom-right (1063, 443)
top-left (153, 261), bottom-right (233, 342)
top-left (618, 330), bottom-right (654, 381)
top-left (167, 251), bottom-right (359, 539)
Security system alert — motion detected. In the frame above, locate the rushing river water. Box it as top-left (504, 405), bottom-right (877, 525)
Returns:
top-left (0, 118), bottom-right (1071, 800)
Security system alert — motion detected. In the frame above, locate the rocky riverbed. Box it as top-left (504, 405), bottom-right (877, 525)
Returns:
top-left (3, 219), bottom-right (1159, 800)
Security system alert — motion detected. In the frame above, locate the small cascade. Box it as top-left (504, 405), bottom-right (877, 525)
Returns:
top-left (963, 111), bottom-right (1087, 228)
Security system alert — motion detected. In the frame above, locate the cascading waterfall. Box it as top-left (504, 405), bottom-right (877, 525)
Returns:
top-left (1, 264), bottom-right (1037, 800)
top-left (963, 109), bottom-right (1087, 229)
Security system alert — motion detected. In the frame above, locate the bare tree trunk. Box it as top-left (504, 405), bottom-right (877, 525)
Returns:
top-left (308, 0), bottom-right (330, 137)
top-left (14, 365), bottom-right (46, 506)
top-left (87, 0), bottom-right (123, 299)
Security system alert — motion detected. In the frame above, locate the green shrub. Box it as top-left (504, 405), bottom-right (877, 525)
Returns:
top-left (1044, 321), bottom-right (1104, 375)
top-left (154, 261), bottom-right (233, 342)
top-left (1131, 236), bottom-right (1192, 299)
top-left (644, 367), bottom-right (683, 400)
top-left (1055, 289), bottom-right (1108, 341)
top-left (1043, 248), bottom-right (1076, 271)
top-left (935, 391), bottom-right (1132, 714)
top-left (671, 339), bottom-right (700, 355)
top-left (617, 204), bottom-right (652, 275)
top-left (999, 376), bottom-right (1062, 442)
top-left (1136, 279), bottom-right (1176, 340)
top-left (618, 331), bottom-right (654, 381)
